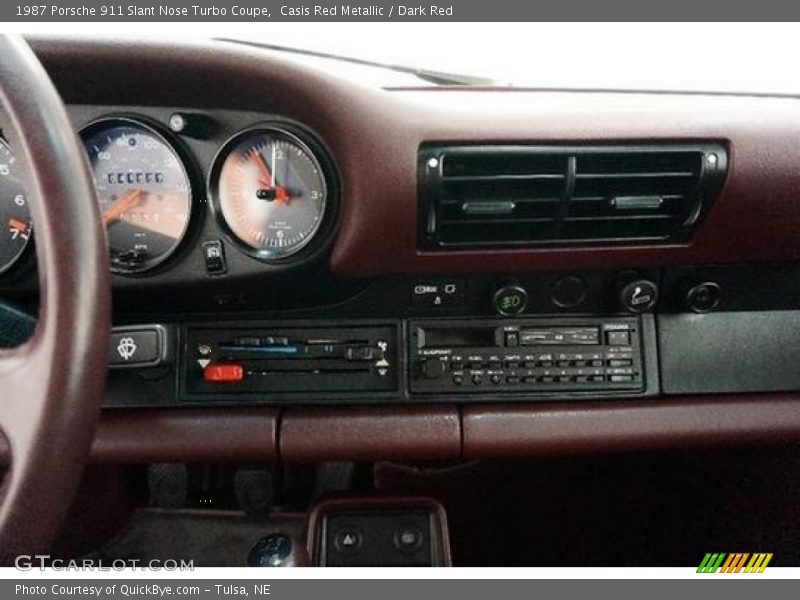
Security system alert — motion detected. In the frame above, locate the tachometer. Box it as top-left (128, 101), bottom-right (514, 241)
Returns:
top-left (0, 138), bottom-right (32, 275)
top-left (81, 118), bottom-right (193, 274)
top-left (210, 126), bottom-right (332, 261)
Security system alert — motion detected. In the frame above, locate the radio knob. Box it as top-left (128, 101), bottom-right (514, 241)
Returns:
top-left (617, 278), bottom-right (658, 313)
top-left (420, 358), bottom-right (445, 379)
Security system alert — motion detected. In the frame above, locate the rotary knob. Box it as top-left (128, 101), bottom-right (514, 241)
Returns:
top-left (420, 358), bottom-right (445, 379)
top-left (493, 283), bottom-right (528, 316)
top-left (617, 278), bottom-right (658, 313)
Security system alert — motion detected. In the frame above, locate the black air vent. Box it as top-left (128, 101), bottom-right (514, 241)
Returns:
top-left (419, 144), bottom-right (727, 249)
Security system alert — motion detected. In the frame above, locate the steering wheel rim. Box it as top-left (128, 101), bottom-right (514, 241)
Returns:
top-left (0, 35), bottom-right (110, 563)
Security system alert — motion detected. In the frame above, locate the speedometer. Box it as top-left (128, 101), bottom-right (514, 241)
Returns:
top-left (209, 126), bottom-right (334, 262)
top-left (81, 118), bottom-right (193, 274)
top-left (0, 138), bottom-right (32, 275)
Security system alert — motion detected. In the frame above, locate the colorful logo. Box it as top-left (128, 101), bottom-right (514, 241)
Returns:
top-left (697, 553), bottom-right (773, 573)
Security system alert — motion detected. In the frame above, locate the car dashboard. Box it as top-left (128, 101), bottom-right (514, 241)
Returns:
top-left (3, 35), bottom-right (800, 465)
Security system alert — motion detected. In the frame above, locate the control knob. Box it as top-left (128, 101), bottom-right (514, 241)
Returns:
top-left (617, 277), bottom-right (659, 313)
top-left (420, 358), bottom-right (445, 379)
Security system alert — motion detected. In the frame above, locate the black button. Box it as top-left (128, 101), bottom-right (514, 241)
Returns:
top-left (608, 359), bottom-right (633, 367)
top-left (490, 374), bottom-right (502, 384)
top-left (493, 284), bottom-right (528, 316)
top-left (505, 331), bottom-right (520, 347)
top-left (108, 328), bottom-right (162, 367)
top-left (606, 331), bottom-right (631, 346)
top-left (540, 376), bottom-right (555, 383)
top-left (523, 376), bottom-right (538, 383)
top-left (393, 526), bottom-right (424, 553)
top-left (471, 374), bottom-right (483, 385)
top-left (610, 374), bottom-right (634, 383)
top-left (506, 376), bottom-right (521, 384)
top-left (202, 240), bottom-right (227, 276)
top-left (333, 529), bottom-right (363, 554)
top-left (551, 276), bottom-right (587, 309)
top-left (452, 374), bottom-right (464, 385)
top-left (591, 359), bottom-right (604, 367)
top-left (539, 360), bottom-right (553, 368)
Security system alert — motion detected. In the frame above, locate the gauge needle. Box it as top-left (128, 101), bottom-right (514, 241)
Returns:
top-left (249, 147), bottom-right (291, 205)
top-left (102, 189), bottom-right (143, 225)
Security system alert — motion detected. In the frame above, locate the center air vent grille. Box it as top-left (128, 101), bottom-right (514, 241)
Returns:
top-left (418, 143), bottom-right (727, 249)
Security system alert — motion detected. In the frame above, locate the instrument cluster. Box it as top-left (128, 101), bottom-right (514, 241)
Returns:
top-left (0, 109), bottom-right (339, 278)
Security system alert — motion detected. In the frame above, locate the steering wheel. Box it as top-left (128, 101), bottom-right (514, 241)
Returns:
top-left (0, 36), bottom-right (110, 563)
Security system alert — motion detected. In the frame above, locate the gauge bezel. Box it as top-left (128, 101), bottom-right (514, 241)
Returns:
top-left (208, 123), bottom-right (340, 265)
top-left (0, 137), bottom-right (33, 276)
top-left (79, 115), bottom-right (198, 276)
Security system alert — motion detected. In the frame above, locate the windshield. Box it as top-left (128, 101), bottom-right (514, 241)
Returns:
top-left (12, 22), bottom-right (798, 94)
top-left (220, 22), bottom-right (797, 94)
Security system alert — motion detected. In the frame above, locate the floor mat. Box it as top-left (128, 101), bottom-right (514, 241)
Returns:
top-left (374, 445), bottom-right (800, 566)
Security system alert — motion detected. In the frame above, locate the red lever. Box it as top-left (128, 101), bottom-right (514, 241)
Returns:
top-left (203, 363), bottom-right (244, 383)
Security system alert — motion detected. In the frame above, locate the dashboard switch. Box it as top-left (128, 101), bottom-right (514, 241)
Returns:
top-left (203, 240), bottom-right (227, 276)
top-left (493, 282), bottom-right (528, 316)
top-left (204, 363), bottom-right (245, 383)
top-left (108, 325), bottom-right (166, 368)
top-left (617, 278), bottom-right (658, 313)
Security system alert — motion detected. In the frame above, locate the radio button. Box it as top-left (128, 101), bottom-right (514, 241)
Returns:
top-left (610, 374), bottom-right (634, 383)
top-left (608, 359), bottom-right (633, 367)
top-left (606, 330), bottom-right (631, 346)
top-left (540, 376), bottom-right (555, 383)
top-left (506, 376), bottom-right (521, 384)
top-left (504, 331), bottom-right (520, 347)
top-left (471, 374), bottom-right (483, 385)
top-left (523, 376), bottom-right (537, 384)
top-left (490, 374), bottom-right (502, 385)
top-left (452, 374), bottom-right (464, 386)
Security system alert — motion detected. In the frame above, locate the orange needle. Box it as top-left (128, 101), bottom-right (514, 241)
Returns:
top-left (249, 147), bottom-right (291, 205)
top-left (8, 218), bottom-right (28, 232)
top-left (102, 189), bottom-right (143, 225)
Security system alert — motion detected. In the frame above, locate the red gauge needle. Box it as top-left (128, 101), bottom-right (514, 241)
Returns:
top-left (248, 147), bottom-right (291, 205)
top-left (102, 189), bottom-right (143, 225)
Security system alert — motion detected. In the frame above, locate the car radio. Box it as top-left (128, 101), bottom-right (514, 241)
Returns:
top-left (409, 317), bottom-right (647, 396)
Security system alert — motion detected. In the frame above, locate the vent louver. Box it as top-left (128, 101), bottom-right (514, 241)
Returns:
top-left (418, 144), bottom-right (727, 249)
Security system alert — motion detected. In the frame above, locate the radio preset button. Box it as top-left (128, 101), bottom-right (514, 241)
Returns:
top-left (606, 330), bottom-right (631, 346)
